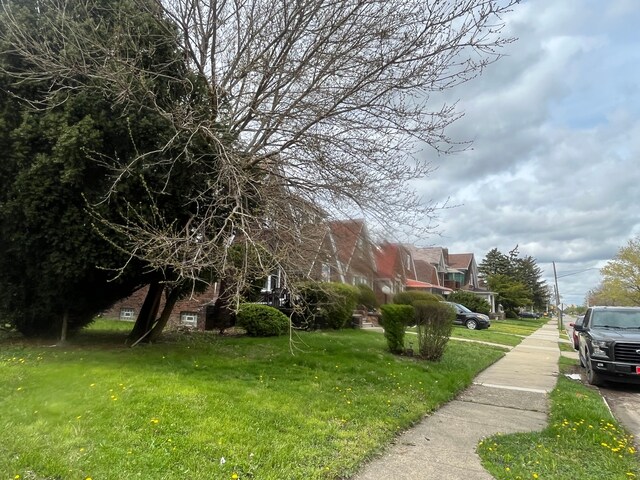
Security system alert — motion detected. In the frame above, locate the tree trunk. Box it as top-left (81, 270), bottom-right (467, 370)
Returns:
top-left (128, 282), bottom-right (164, 344)
top-left (147, 287), bottom-right (182, 342)
top-left (205, 279), bottom-right (234, 333)
top-left (58, 310), bottom-right (69, 345)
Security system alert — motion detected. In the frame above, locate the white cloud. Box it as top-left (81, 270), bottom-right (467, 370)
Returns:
top-left (414, 0), bottom-right (640, 305)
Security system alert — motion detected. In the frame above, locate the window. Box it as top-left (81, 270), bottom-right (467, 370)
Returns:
top-left (262, 271), bottom-right (282, 292)
top-left (180, 312), bottom-right (198, 327)
top-left (353, 276), bottom-right (368, 286)
top-left (119, 308), bottom-right (135, 321)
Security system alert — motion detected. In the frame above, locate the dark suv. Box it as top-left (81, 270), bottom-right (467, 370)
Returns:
top-left (575, 306), bottom-right (640, 386)
top-left (442, 302), bottom-right (491, 330)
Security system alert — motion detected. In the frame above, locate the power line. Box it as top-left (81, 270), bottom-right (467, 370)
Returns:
top-left (557, 267), bottom-right (599, 279)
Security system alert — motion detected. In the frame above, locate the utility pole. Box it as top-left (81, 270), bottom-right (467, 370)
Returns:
top-left (553, 261), bottom-right (562, 330)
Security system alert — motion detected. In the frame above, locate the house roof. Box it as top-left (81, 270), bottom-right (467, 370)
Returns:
top-left (406, 246), bottom-right (448, 271)
top-left (375, 242), bottom-right (399, 278)
top-left (375, 242), bottom-right (421, 281)
top-left (449, 253), bottom-right (474, 270)
top-left (414, 259), bottom-right (440, 285)
top-left (328, 219), bottom-right (365, 268)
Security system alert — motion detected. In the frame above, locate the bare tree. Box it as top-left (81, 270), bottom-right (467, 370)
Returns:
top-left (1, 0), bottom-right (517, 338)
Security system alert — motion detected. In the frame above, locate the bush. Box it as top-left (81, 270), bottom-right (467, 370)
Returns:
top-left (293, 282), bottom-right (359, 330)
top-left (392, 290), bottom-right (442, 306)
top-left (380, 304), bottom-right (414, 354)
top-left (392, 290), bottom-right (442, 326)
top-left (355, 284), bottom-right (378, 310)
top-left (236, 304), bottom-right (289, 337)
top-left (446, 291), bottom-right (490, 315)
top-left (414, 301), bottom-right (454, 361)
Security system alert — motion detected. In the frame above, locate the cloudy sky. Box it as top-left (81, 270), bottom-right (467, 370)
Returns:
top-left (414, 0), bottom-right (640, 306)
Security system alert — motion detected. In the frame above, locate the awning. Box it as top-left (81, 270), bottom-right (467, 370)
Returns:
top-left (405, 279), bottom-right (454, 292)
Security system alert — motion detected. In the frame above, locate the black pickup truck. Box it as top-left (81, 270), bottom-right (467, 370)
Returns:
top-left (574, 306), bottom-right (640, 386)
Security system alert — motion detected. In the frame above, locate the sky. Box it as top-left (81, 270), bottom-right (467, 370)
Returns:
top-left (414, 0), bottom-right (640, 306)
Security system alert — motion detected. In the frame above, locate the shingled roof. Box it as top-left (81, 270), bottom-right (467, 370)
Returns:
top-left (448, 253), bottom-right (474, 270)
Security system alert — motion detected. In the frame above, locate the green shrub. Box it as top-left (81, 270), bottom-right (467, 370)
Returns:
top-left (236, 303), bottom-right (289, 337)
top-left (414, 301), bottom-right (454, 361)
top-left (392, 290), bottom-right (442, 306)
top-left (392, 290), bottom-right (442, 326)
top-left (380, 304), bottom-right (414, 354)
top-left (293, 282), bottom-right (359, 330)
top-left (446, 291), bottom-right (490, 315)
top-left (355, 284), bottom-right (378, 310)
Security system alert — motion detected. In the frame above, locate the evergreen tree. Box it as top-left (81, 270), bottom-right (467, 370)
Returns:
top-left (478, 248), bottom-right (512, 277)
top-left (0, 0), bottom-right (211, 338)
top-left (479, 247), bottom-right (549, 315)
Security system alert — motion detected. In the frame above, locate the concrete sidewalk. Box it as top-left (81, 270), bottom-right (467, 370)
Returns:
top-left (353, 319), bottom-right (560, 480)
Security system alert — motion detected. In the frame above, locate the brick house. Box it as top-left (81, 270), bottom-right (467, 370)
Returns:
top-left (103, 284), bottom-right (219, 330)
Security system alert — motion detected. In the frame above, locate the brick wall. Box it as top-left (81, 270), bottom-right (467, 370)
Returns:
top-left (102, 285), bottom-right (219, 330)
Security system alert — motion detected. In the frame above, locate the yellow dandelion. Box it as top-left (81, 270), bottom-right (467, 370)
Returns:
top-left (532, 474), bottom-right (539, 479)
top-left (231, 474), bottom-right (239, 479)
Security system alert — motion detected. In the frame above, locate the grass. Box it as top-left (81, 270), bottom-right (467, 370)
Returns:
top-left (408, 317), bottom-right (547, 347)
top-left (478, 357), bottom-right (640, 480)
top-left (0, 322), bottom-right (506, 480)
top-left (558, 341), bottom-right (575, 353)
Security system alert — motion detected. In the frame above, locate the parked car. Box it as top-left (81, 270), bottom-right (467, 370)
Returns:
top-left (569, 315), bottom-right (585, 350)
top-left (519, 311), bottom-right (540, 319)
top-left (442, 302), bottom-right (491, 330)
top-left (574, 306), bottom-right (640, 386)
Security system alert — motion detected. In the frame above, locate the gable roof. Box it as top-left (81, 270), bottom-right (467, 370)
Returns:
top-left (406, 245), bottom-right (448, 272)
top-left (414, 259), bottom-right (440, 285)
top-left (374, 242), bottom-right (399, 278)
top-left (448, 253), bottom-right (474, 270)
top-left (328, 219), bottom-right (365, 269)
top-left (375, 242), bottom-right (417, 280)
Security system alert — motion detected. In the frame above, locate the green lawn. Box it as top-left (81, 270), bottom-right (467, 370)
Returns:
top-left (409, 317), bottom-right (548, 347)
top-left (478, 357), bottom-right (640, 479)
top-left (1, 323), bottom-right (506, 480)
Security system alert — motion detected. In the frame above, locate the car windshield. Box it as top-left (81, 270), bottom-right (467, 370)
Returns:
top-left (454, 303), bottom-right (472, 313)
top-left (591, 310), bottom-right (640, 329)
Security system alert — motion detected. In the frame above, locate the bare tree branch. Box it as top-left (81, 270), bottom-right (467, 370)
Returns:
top-left (0, 0), bottom-right (518, 296)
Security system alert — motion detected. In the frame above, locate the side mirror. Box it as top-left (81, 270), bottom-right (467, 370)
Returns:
top-left (573, 324), bottom-right (585, 332)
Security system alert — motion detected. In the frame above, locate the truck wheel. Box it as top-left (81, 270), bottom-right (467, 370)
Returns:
top-left (586, 356), bottom-right (604, 387)
top-left (465, 319), bottom-right (478, 330)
